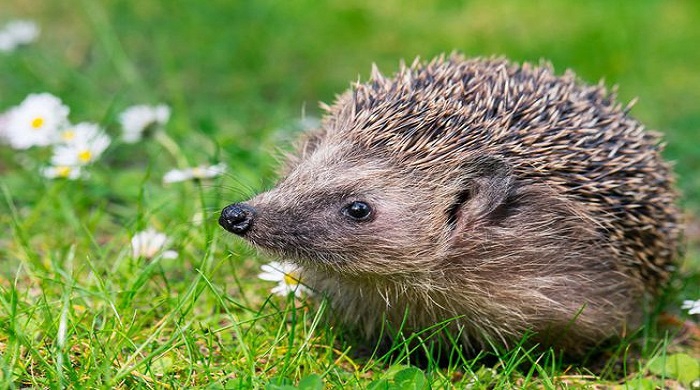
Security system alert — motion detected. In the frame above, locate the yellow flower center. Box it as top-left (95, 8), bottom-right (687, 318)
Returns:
top-left (62, 130), bottom-right (76, 141)
top-left (192, 167), bottom-right (203, 178)
top-left (56, 166), bottom-right (72, 177)
top-left (31, 116), bottom-right (44, 129)
top-left (78, 150), bottom-right (92, 163)
top-left (283, 272), bottom-right (299, 286)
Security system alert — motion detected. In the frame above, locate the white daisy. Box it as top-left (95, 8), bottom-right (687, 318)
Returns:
top-left (0, 20), bottom-right (39, 53)
top-left (50, 123), bottom-right (111, 166)
top-left (5, 20), bottom-right (39, 45)
top-left (131, 228), bottom-right (178, 259)
top-left (258, 261), bottom-right (311, 298)
top-left (682, 299), bottom-right (700, 315)
top-left (3, 93), bottom-right (69, 149)
top-left (118, 104), bottom-right (170, 143)
top-left (40, 165), bottom-right (85, 180)
top-left (162, 163), bottom-right (226, 183)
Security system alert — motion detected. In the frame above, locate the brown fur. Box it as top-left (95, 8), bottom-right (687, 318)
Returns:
top-left (222, 54), bottom-right (681, 356)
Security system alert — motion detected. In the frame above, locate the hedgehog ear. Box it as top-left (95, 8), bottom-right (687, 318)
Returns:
top-left (447, 155), bottom-right (514, 235)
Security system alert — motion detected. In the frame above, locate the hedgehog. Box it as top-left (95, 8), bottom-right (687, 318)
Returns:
top-left (219, 54), bottom-right (681, 356)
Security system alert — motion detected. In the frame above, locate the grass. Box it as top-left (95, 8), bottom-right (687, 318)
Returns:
top-left (1, 0), bottom-right (699, 388)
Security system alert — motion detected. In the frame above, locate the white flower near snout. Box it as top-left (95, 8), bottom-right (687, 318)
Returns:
top-left (131, 228), bottom-right (178, 259)
top-left (258, 261), bottom-right (312, 298)
top-left (162, 163), bottom-right (226, 183)
top-left (682, 299), bottom-right (700, 315)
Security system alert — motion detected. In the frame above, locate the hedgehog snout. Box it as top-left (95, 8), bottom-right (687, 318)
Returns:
top-left (219, 203), bottom-right (256, 235)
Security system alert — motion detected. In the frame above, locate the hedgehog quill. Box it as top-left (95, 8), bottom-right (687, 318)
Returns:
top-left (219, 55), bottom-right (681, 356)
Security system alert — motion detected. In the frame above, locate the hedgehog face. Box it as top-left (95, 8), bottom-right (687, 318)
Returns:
top-left (219, 134), bottom-right (521, 279)
top-left (219, 142), bottom-right (465, 276)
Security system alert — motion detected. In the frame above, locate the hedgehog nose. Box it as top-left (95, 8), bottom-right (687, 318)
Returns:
top-left (219, 203), bottom-right (256, 235)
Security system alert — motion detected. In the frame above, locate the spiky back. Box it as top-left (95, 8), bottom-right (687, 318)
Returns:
top-left (324, 55), bottom-right (680, 290)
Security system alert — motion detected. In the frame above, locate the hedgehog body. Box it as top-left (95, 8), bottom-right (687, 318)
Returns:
top-left (220, 55), bottom-right (681, 355)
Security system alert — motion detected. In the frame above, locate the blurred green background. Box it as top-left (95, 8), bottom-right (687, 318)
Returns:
top-left (1, 0), bottom-right (698, 271)
top-left (0, 1), bottom-right (698, 386)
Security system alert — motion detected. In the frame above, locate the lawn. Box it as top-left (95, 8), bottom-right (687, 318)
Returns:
top-left (0, 0), bottom-right (698, 388)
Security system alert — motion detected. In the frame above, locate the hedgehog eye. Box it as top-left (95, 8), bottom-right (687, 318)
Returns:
top-left (342, 201), bottom-right (373, 221)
